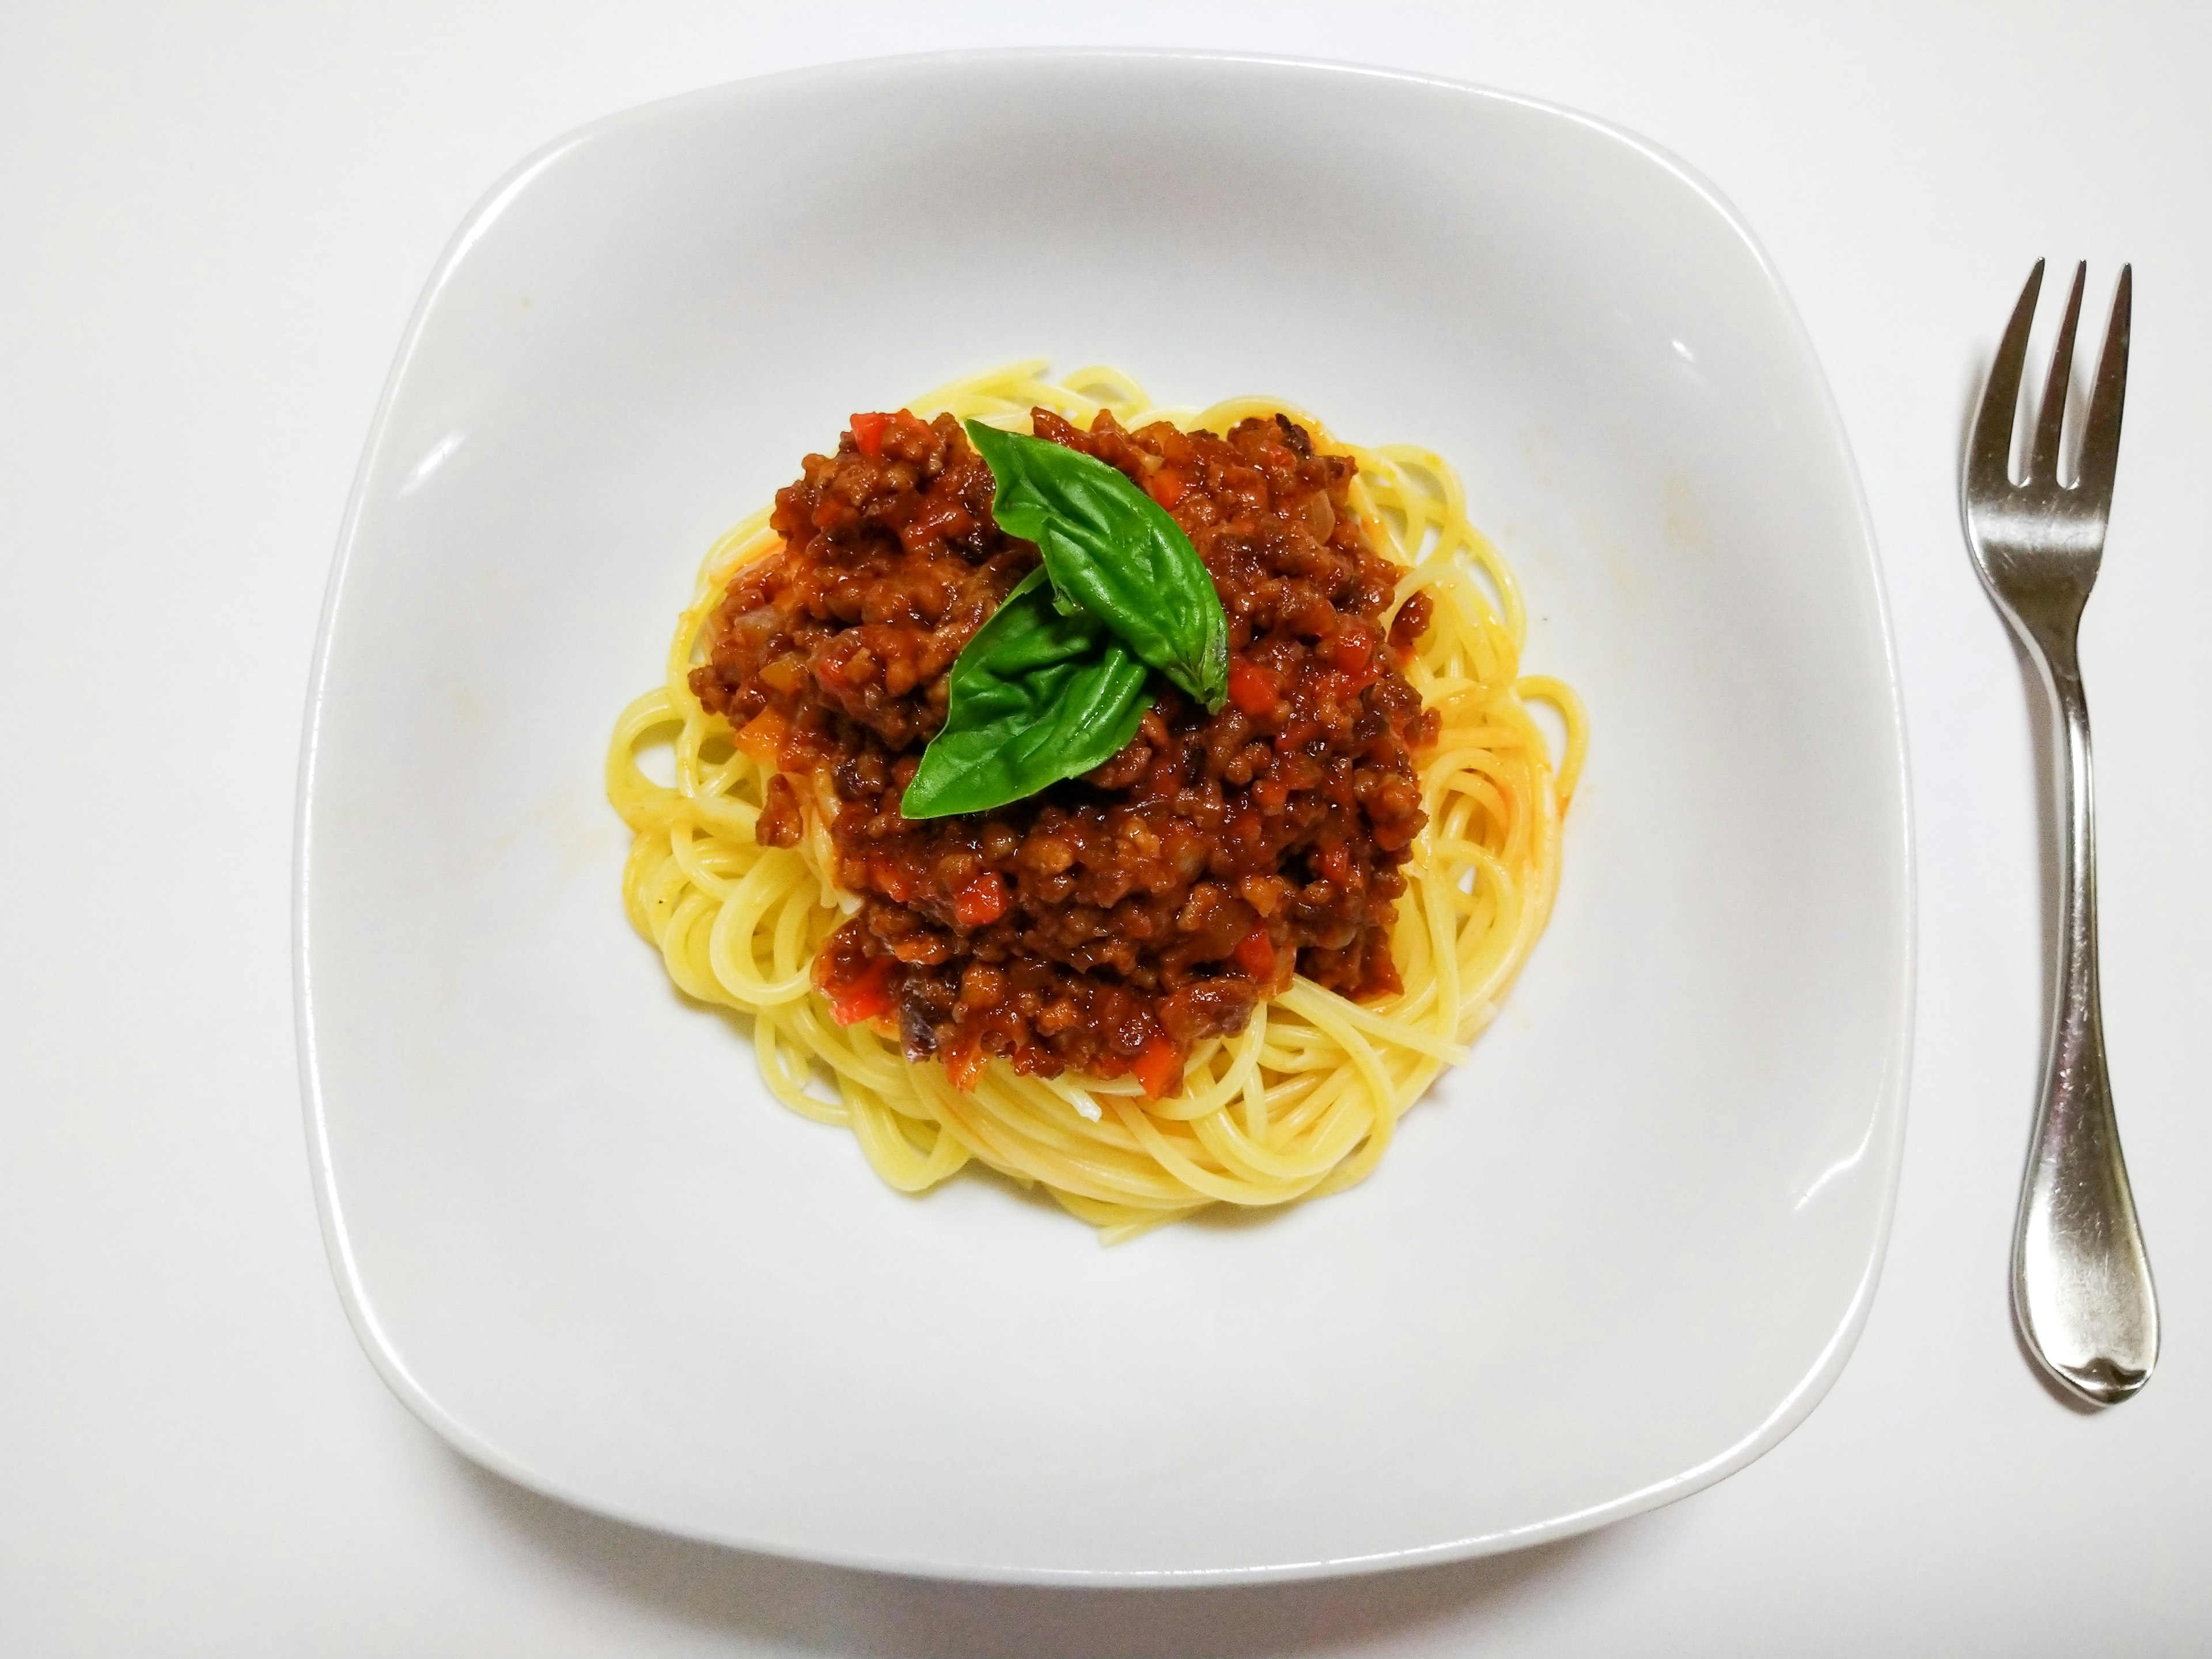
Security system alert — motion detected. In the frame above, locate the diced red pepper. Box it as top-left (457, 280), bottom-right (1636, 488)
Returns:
top-left (953, 870), bottom-right (1010, 929)
top-left (1233, 926), bottom-right (1276, 980)
top-left (1145, 467), bottom-right (1189, 510)
top-left (827, 956), bottom-right (896, 1026)
top-left (1227, 660), bottom-right (1279, 717)
top-left (1132, 1033), bottom-right (1181, 1101)
top-left (849, 411), bottom-right (889, 457)
top-left (1327, 630), bottom-right (1374, 674)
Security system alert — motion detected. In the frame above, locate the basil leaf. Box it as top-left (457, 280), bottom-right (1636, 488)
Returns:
top-left (900, 570), bottom-right (1152, 819)
top-left (964, 419), bottom-right (1228, 713)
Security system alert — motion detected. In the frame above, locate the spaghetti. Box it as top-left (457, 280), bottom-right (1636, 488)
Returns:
top-left (607, 364), bottom-right (1584, 1240)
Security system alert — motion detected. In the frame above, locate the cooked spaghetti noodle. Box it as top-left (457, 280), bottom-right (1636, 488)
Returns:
top-left (607, 364), bottom-right (1584, 1240)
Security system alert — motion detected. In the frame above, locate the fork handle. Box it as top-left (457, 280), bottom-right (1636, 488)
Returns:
top-left (2012, 633), bottom-right (2158, 1403)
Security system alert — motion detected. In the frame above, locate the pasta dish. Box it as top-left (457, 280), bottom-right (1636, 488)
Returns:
top-left (607, 364), bottom-right (1583, 1240)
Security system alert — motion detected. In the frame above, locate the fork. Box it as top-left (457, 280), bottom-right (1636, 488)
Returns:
top-left (1962, 260), bottom-right (2157, 1405)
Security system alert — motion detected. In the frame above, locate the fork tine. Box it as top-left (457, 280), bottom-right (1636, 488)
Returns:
top-left (2075, 265), bottom-right (2131, 506)
top-left (2028, 263), bottom-right (2087, 482)
top-left (1969, 260), bottom-right (2044, 497)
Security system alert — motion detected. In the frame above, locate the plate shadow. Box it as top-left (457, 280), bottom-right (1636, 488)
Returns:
top-left (452, 1450), bottom-right (1625, 1657)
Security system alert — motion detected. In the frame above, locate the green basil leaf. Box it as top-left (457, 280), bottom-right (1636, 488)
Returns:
top-left (900, 569), bottom-right (1153, 819)
top-left (964, 419), bottom-right (1229, 713)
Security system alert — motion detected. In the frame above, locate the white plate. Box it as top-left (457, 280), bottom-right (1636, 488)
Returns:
top-left (297, 52), bottom-right (1911, 1584)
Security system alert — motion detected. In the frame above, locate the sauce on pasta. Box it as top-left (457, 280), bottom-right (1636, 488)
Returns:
top-left (688, 404), bottom-right (1437, 1102)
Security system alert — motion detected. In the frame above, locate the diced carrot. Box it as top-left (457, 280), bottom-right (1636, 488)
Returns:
top-left (953, 870), bottom-right (1010, 929)
top-left (757, 655), bottom-right (806, 695)
top-left (1318, 844), bottom-right (1354, 886)
top-left (1145, 467), bottom-right (1189, 509)
top-left (1227, 660), bottom-right (1278, 717)
top-left (1132, 1033), bottom-right (1181, 1101)
top-left (849, 411), bottom-right (889, 457)
top-left (734, 709), bottom-right (786, 766)
top-left (869, 855), bottom-right (915, 904)
top-left (1233, 926), bottom-right (1276, 980)
top-left (827, 956), bottom-right (896, 1026)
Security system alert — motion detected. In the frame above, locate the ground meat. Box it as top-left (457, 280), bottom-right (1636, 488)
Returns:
top-left (689, 405), bottom-right (1438, 1098)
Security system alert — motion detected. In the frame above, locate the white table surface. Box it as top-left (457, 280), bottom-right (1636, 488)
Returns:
top-left (5, 2), bottom-right (2208, 1652)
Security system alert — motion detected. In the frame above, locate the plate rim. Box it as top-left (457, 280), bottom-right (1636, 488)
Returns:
top-left (292, 44), bottom-right (1917, 1585)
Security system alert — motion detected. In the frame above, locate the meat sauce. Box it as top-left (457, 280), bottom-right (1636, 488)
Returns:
top-left (689, 407), bottom-right (1438, 1100)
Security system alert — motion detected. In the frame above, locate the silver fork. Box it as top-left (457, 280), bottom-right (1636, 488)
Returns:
top-left (1963, 260), bottom-right (2157, 1405)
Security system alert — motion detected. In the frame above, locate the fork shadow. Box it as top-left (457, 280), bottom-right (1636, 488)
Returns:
top-left (450, 1450), bottom-right (1628, 1656)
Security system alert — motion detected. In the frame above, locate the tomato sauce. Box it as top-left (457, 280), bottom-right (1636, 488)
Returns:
top-left (691, 407), bottom-right (1436, 1099)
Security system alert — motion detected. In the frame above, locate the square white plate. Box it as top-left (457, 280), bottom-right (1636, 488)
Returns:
top-left (298, 51), bottom-right (1911, 1583)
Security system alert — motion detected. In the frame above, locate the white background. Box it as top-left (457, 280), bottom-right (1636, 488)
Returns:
top-left (3, 2), bottom-right (2207, 1653)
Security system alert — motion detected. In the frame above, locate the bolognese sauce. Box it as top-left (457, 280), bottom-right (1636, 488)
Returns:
top-left (688, 407), bottom-right (1438, 1100)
